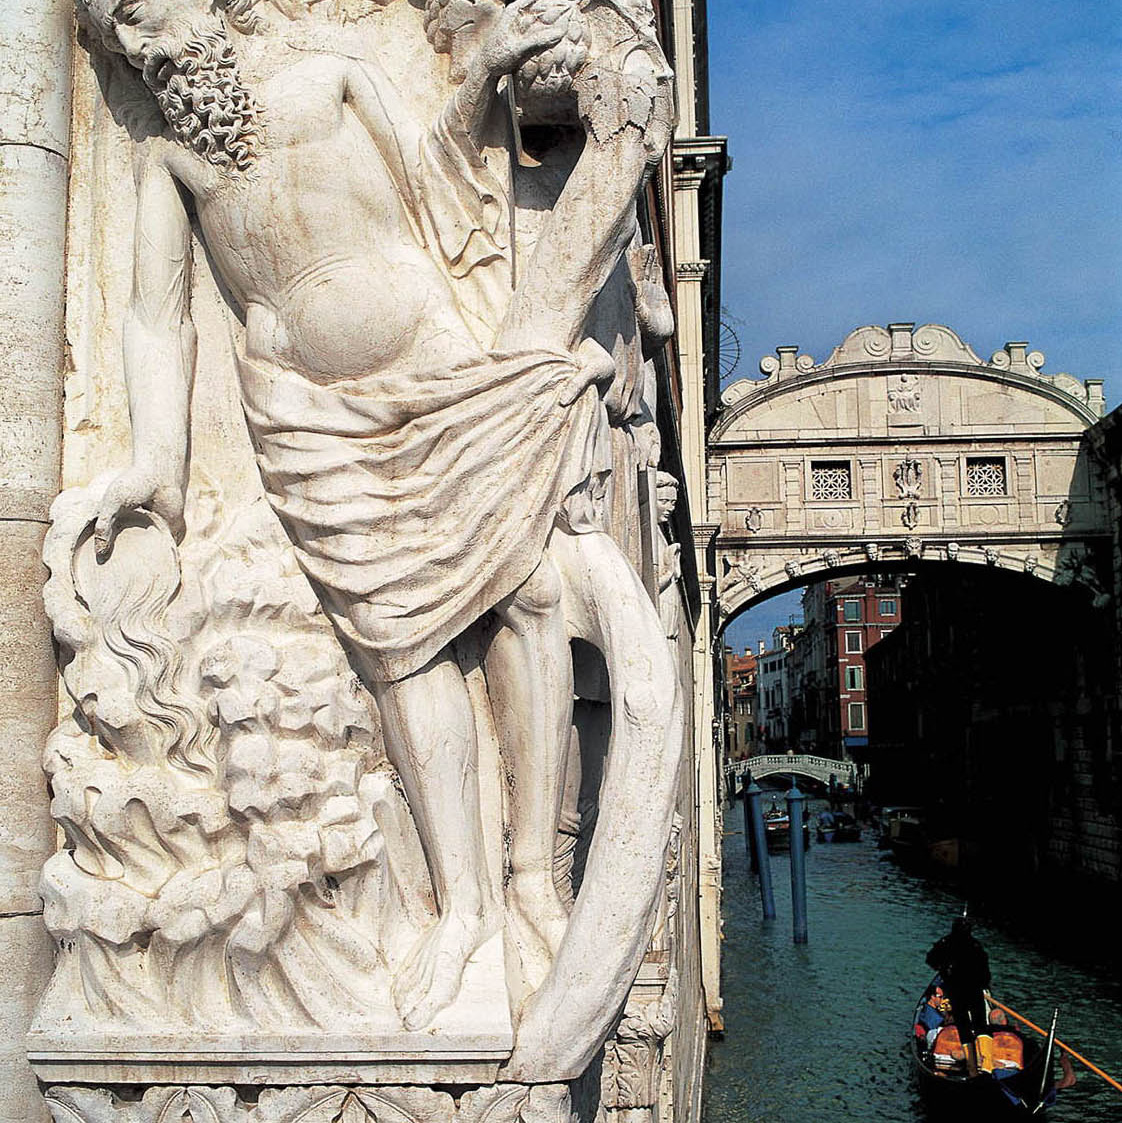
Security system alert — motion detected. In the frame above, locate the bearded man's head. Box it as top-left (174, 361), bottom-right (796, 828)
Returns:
top-left (76, 0), bottom-right (264, 172)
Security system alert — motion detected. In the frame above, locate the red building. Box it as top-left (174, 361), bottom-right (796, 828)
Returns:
top-left (723, 647), bottom-right (759, 761)
top-left (792, 575), bottom-right (902, 757)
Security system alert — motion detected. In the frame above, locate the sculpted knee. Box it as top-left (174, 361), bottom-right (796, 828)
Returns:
top-left (622, 673), bottom-right (674, 730)
top-left (505, 559), bottom-right (563, 620)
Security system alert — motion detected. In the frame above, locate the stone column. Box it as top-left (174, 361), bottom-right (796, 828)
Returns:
top-left (689, 524), bottom-right (722, 1032)
top-left (0, 1), bottom-right (72, 1118)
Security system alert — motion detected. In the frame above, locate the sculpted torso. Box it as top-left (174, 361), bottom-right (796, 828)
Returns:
top-left (162, 48), bottom-right (480, 381)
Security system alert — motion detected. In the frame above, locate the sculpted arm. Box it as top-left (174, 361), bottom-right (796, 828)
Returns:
top-left (95, 155), bottom-right (195, 554)
top-left (342, 1), bottom-right (564, 160)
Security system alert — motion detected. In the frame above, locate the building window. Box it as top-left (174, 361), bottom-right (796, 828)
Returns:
top-left (878, 598), bottom-right (897, 616)
top-left (845, 631), bottom-right (862, 653)
top-left (842, 600), bottom-right (861, 623)
top-left (966, 457), bottom-right (1006, 496)
top-left (848, 702), bottom-right (866, 730)
top-left (845, 665), bottom-right (864, 690)
top-left (811, 460), bottom-right (852, 500)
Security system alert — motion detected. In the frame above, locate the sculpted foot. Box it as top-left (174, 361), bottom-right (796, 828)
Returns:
top-left (392, 907), bottom-right (498, 1030)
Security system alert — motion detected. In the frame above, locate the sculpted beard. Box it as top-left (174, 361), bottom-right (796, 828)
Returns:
top-left (142, 22), bottom-right (263, 172)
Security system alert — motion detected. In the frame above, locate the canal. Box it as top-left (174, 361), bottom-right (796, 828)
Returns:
top-left (703, 795), bottom-right (1122, 1122)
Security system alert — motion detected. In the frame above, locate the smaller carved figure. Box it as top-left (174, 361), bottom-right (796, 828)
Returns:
top-left (888, 372), bottom-right (921, 413)
top-left (894, 457), bottom-right (923, 498)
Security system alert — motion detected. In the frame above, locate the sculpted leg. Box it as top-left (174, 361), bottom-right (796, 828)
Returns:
top-left (504, 530), bottom-right (684, 1080)
top-left (487, 550), bottom-right (574, 989)
top-left (370, 649), bottom-right (500, 1030)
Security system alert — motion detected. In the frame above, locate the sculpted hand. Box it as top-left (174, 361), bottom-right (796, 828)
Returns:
top-left (559, 338), bottom-right (616, 407)
top-left (94, 464), bottom-right (185, 558)
top-left (480, 0), bottom-right (569, 77)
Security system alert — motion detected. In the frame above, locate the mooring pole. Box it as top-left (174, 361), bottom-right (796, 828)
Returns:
top-left (787, 783), bottom-right (808, 943)
top-left (744, 777), bottom-right (776, 919)
top-left (740, 773), bottom-right (755, 871)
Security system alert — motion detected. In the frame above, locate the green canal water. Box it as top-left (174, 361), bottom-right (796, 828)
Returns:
top-left (703, 798), bottom-right (1122, 1122)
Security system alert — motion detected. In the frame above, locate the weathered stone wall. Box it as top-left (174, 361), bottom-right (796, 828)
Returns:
top-left (0, 1), bottom-right (71, 1118)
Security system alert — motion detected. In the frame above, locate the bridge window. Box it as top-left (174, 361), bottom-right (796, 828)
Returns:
top-left (966, 456), bottom-right (1007, 496)
top-left (811, 460), bottom-right (853, 500)
top-left (848, 702), bottom-right (866, 730)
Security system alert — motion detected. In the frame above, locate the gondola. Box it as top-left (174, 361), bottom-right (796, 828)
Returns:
top-left (815, 809), bottom-right (861, 843)
top-left (911, 978), bottom-right (1058, 1117)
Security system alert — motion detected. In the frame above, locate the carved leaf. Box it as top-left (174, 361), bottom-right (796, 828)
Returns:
top-left (578, 64), bottom-right (657, 142)
top-left (333, 1095), bottom-right (372, 1123)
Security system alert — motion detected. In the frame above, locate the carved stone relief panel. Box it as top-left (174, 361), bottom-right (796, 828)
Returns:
top-left (39, 0), bottom-right (686, 1107)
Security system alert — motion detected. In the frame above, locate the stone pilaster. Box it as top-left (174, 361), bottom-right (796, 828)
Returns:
top-left (0, 1), bottom-right (72, 1117)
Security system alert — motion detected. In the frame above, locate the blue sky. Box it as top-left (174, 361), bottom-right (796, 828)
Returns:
top-left (708, 0), bottom-right (1122, 396)
top-left (710, 1), bottom-right (1122, 656)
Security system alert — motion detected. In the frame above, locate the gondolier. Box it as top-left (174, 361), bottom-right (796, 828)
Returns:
top-left (926, 916), bottom-right (993, 1075)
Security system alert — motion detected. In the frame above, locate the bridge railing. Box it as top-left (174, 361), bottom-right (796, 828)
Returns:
top-left (724, 754), bottom-right (857, 787)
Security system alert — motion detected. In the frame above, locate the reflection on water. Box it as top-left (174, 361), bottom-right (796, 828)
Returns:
top-left (703, 798), bottom-right (1122, 1122)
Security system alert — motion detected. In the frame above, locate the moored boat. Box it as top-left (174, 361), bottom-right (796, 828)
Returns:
top-left (912, 979), bottom-right (1058, 1117)
top-left (762, 802), bottom-right (810, 852)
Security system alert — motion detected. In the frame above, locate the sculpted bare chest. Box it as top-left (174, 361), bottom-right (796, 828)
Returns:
top-left (184, 56), bottom-right (474, 380)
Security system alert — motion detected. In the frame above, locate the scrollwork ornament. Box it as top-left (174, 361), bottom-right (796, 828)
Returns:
top-left (744, 507), bottom-right (763, 533)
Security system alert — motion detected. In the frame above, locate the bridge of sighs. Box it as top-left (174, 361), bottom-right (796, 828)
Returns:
top-left (706, 322), bottom-right (1112, 627)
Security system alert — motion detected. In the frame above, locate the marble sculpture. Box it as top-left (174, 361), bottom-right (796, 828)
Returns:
top-left (33, 0), bottom-right (684, 1116)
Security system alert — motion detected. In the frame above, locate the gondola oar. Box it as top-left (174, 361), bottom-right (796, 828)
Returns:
top-left (988, 996), bottom-right (1122, 1094)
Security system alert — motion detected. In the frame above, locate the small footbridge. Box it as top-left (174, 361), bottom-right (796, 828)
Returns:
top-left (725, 754), bottom-right (858, 788)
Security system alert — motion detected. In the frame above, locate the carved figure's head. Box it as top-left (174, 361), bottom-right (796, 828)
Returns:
top-left (75, 0), bottom-right (263, 171)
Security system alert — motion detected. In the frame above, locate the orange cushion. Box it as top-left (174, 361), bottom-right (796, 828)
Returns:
top-left (992, 1030), bottom-right (1024, 1070)
top-left (933, 1025), bottom-right (964, 1066)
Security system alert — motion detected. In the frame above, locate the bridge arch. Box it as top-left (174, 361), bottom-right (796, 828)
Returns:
top-left (707, 323), bottom-right (1112, 624)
